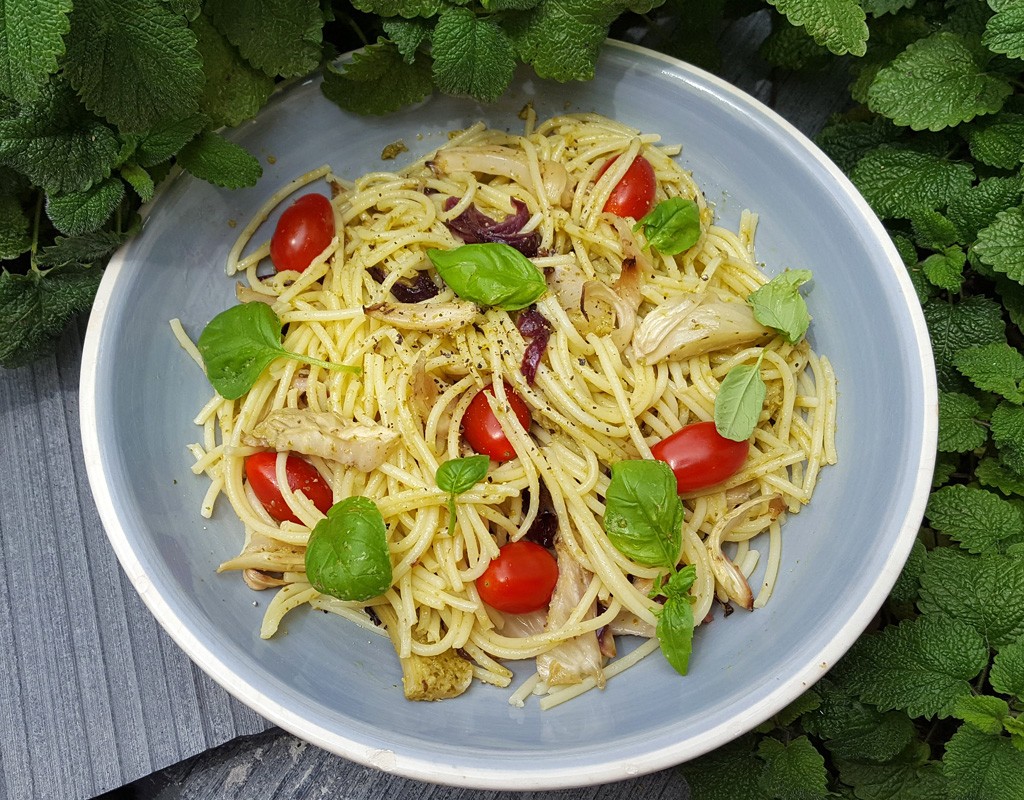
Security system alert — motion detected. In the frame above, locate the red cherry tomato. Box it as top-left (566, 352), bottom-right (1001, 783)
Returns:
top-left (651, 420), bottom-right (750, 494)
top-left (599, 155), bottom-right (656, 219)
top-left (244, 451), bottom-right (334, 523)
top-left (462, 382), bottom-right (531, 462)
top-left (269, 193), bottom-right (335, 273)
top-left (476, 541), bottom-right (559, 614)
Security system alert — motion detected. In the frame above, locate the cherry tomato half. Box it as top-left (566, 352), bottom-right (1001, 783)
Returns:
top-left (651, 420), bottom-right (750, 494)
top-left (462, 382), bottom-right (531, 462)
top-left (269, 193), bottom-right (335, 273)
top-left (476, 540), bottom-right (559, 614)
top-left (599, 155), bottom-right (656, 219)
top-left (244, 451), bottom-right (334, 523)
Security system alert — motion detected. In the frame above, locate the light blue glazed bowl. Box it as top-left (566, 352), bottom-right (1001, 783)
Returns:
top-left (81, 41), bottom-right (936, 789)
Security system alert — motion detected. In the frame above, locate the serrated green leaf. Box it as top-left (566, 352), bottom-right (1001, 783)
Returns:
top-left (891, 536), bottom-right (927, 605)
top-left (835, 757), bottom-right (949, 800)
top-left (0, 193), bottom-right (30, 259)
top-left (64, 0), bottom-right (204, 134)
top-left (948, 176), bottom-right (1023, 244)
top-left (920, 548), bottom-right (1024, 647)
top-left (924, 295), bottom-right (1006, 390)
top-left (206, 0), bottom-right (322, 78)
top-left (801, 679), bottom-right (917, 762)
top-left (35, 229), bottom-right (127, 268)
top-left (922, 247), bottom-right (967, 291)
top-left (119, 163), bottom-right (153, 203)
top-left (944, 724), bottom-right (1024, 800)
top-left (977, 456), bottom-right (1024, 496)
top-left (773, 689), bottom-right (822, 728)
top-left (760, 21), bottom-right (832, 70)
top-left (482, 0), bottom-right (539, 9)
top-left (833, 614), bottom-right (988, 718)
top-left (867, 32), bottom-right (1013, 131)
top-left (767, 0), bottom-right (867, 56)
top-left (983, 0), bottom-right (1024, 59)
top-left (382, 18), bottom-right (432, 63)
top-left (0, 0), bottom-right (72, 104)
top-left (849, 147), bottom-right (975, 219)
top-left (934, 452), bottom-right (959, 487)
top-left (680, 737), bottom-right (765, 800)
top-left (954, 695), bottom-right (1011, 734)
top-left (431, 8), bottom-right (515, 102)
top-left (191, 12), bottom-right (274, 128)
top-left (176, 131), bottom-right (261, 189)
top-left (976, 205), bottom-right (1024, 284)
top-left (991, 636), bottom-right (1024, 699)
top-left (351, 0), bottom-right (445, 16)
top-left (861, 0), bottom-right (916, 14)
top-left (321, 41), bottom-right (433, 115)
top-left (954, 342), bottom-right (1024, 403)
top-left (0, 80), bottom-right (120, 194)
top-left (45, 177), bottom-right (124, 236)
top-left (991, 401), bottom-right (1024, 477)
top-left (135, 114), bottom-right (206, 168)
top-left (0, 264), bottom-right (102, 367)
top-left (507, 0), bottom-right (623, 82)
top-left (912, 210), bottom-right (961, 250)
top-left (815, 117), bottom-right (900, 173)
top-left (965, 113), bottom-right (1024, 169)
top-left (938, 391), bottom-right (987, 453)
top-left (757, 735), bottom-right (829, 799)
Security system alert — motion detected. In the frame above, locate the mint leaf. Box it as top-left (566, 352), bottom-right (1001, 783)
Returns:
top-left (849, 147), bottom-right (975, 219)
top-left (976, 205), bottom-right (1024, 284)
top-left (948, 176), bottom-right (1023, 244)
top-left (991, 401), bottom-right (1024, 478)
top-left (924, 296), bottom-right (1006, 390)
top-left (953, 694), bottom-right (1011, 734)
top-left (0, 193), bottom-right (30, 259)
top-left (351, 0), bottom-right (445, 16)
top-left (890, 537), bottom-right (927, 605)
top-left (944, 724), bottom-right (1024, 800)
top-left (176, 131), bottom-right (262, 189)
top-left (814, 117), bottom-right (900, 173)
top-left (192, 12), bottom-right (274, 128)
top-left (911, 211), bottom-right (960, 250)
top-left (767, 0), bottom-right (868, 56)
top-left (760, 22), bottom-right (832, 71)
top-left (984, 0), bottom-right (1024, 59)
top-left (382, 19), bottom-right (432, 63)
top-left (45, 176), bottom-right (125, 235)
top-left (938, 391), bottom-right (987, 453)
top-left (977, 457), bottom-right (1024, 497)
top-left (867, 32), bottom-right (1013, 131)
top-left (802, 680), bottom-right (917, 762)
top-left (0, 264), bottom-right (102, 367)
top-left (921, 247), bottom-right (967, 292)
top-left (507, 0), bottom-right (622, 82)
top-left (832, 614), bottom-right (988, 718)
top-left (0, 80), bottom-right (120, 194)
top-left (836, 757), bottom-right (949, 800)
top-left (205, 0), bottom-right (323, 78)
top-left (991, 636), bottom-right (1024, 699)
top-left (134, 113), bottom-right (207, 168)
top-left (321, 40), bottom-right (433, 115)
top-left (757, 735), bottom-right (829, 799)
top-left (861, 0), bottom-right (917, 14)
top-left (954, 342), bottom-right (1024, 403)
top-left (119, 163), bottom-right (153, 203)
top-left (431, 8), bottom-right (515, 102)
top-left (64, 0), bottom-right (204, 133)
top-left (681, 737), bottom-right (765, 800)
top-left (919, 548), bottom-right (1024, 647)
top-left (934, 452), bottom-right (959, 487)
top-left (927, 485), bottom-right (1024, 554)
top-left (965, 113), bottom-right (1024, 169)
top-left (0, 0), bottom-right (72, 103)
top-left (36, 229), bottom-right (128, 268)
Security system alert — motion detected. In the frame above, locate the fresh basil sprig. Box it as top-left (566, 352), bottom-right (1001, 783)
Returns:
top-left (747, 269), bottom-right (813, 344)
top-left (714, 352), bottom-right (766, 442)
top-left (305, 496), bottom-right (393, 601)
top-left (603, 460), bottom-right (683, 571)
top-left (197, 302), bottom-right (359, 400)
top-left (634, 197), bottom-right (701, 255)
top-left (426, 242), bottom-right (547, 310)
top-left (435, 455), bottom-right (489, 536)
top-left (653, 565), bottom-right (698, 676)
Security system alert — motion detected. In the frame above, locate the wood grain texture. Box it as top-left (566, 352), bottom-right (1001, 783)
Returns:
top-left (0, 13), bottom-right (850, 800)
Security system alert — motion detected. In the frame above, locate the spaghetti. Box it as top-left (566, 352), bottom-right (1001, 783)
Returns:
top-left (177, 111), bottom-right (837, 706)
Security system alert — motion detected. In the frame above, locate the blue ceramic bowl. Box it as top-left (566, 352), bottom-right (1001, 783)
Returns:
top-left (81, 41), bottom-right (936, 789)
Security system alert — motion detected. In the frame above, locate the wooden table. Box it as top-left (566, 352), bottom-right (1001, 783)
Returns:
top-left (0, 15), bottom-right (851, 799)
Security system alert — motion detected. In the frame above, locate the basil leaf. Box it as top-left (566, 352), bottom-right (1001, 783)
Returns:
top-left (656, 565), bottom-right (698, 676)
top-left (714, 355), bottom-right (766, 442)
top-left (305, 496), bottom-right (393, 601)
top-left (427, 242), bottom-right (547, 310)
top-left (634, 197), bottom-right (701, 255)
top-left (603, 460), bottom-right (683, 571)
top-left (436, 455), bottom-right (489, 536)
top-left (197, 302), bottom-right (359, 400)
top-left (747, 269), bottom-right (813, 343)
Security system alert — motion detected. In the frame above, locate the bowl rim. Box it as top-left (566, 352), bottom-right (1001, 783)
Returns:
top-left (79, 38), bottom-right (938, 789)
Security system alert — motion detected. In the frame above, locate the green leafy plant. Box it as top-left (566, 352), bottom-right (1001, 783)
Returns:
top-left (435, 455), bottom-right (490, 536)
